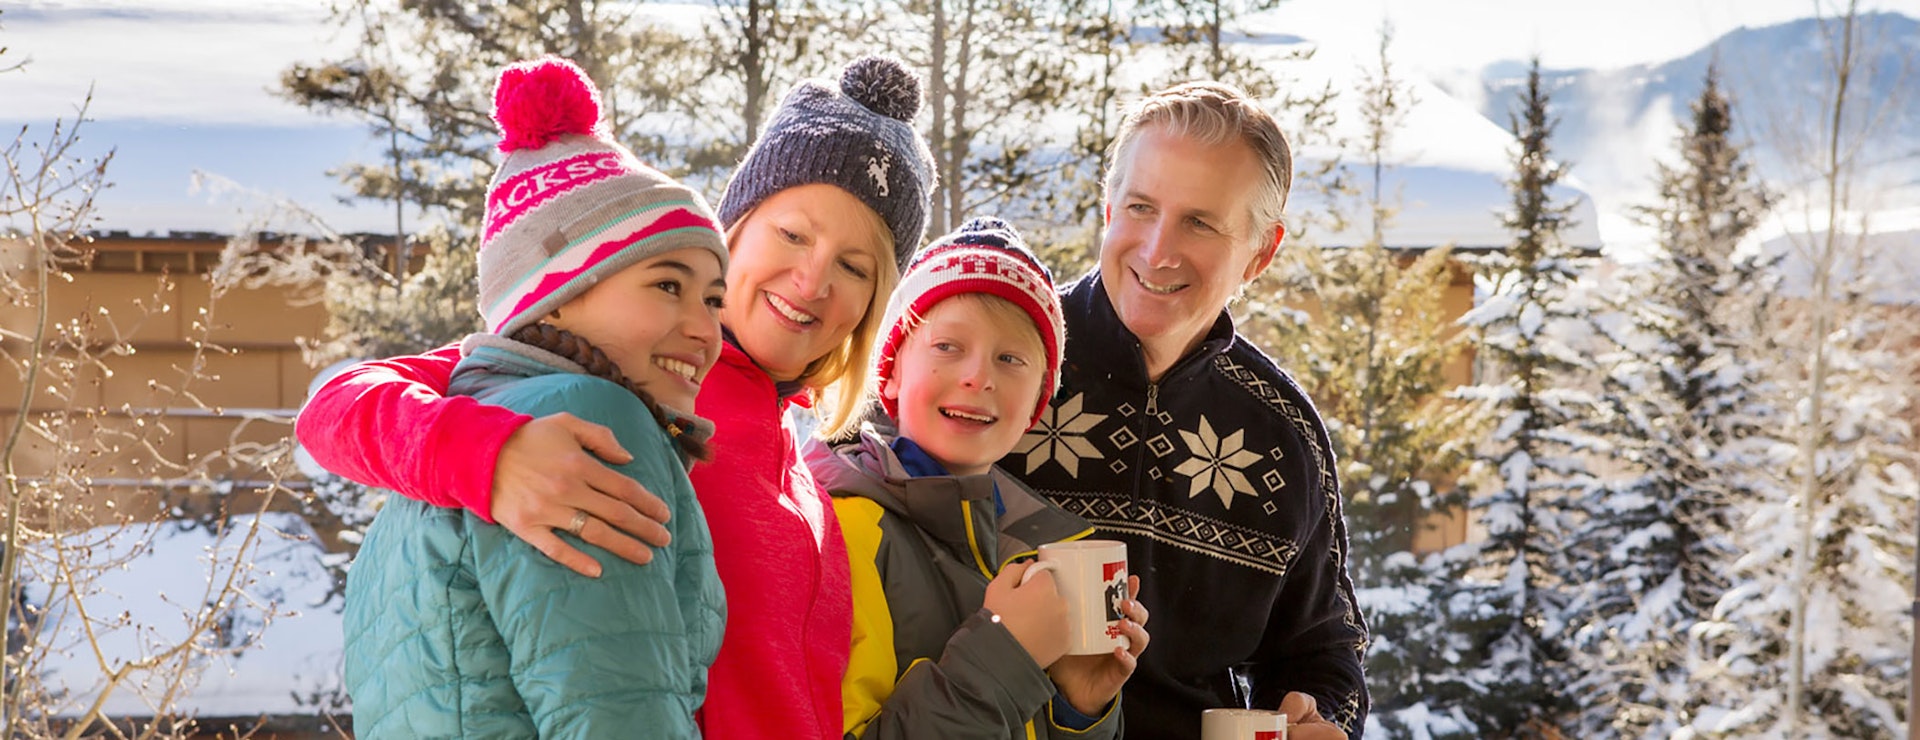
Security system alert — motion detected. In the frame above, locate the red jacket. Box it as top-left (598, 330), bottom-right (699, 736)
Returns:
top-left (692, 342), bottom-right (851, 739)
top-left (296, 342), bottom-right (853, 740)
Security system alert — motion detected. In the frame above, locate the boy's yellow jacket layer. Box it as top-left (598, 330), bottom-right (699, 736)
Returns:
top-left (805, 430), bottom-right (1121, 740)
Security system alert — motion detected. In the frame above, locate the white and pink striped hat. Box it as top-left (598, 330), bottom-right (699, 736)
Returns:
top-left (873, 217), bottom-right (1065, 427)
top-left (477, 56), bottom-right (728, 337)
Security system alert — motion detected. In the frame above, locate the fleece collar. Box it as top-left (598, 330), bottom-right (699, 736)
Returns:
top-left (1063, 271), bottom-right (1236, 389)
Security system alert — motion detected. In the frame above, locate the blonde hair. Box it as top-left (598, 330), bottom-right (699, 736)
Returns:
top-left (896, 293), bottom-right (1044, 357)
top-left (1104, 81), bottom-right (1292, 250)
top-left (723, 204), bottom-right (899, 440)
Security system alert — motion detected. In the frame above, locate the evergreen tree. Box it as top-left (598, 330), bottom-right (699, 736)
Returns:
top-left (1690, 5), bottom-right (1916, 735)
top-left (1689, 290), bottom-right (1916, 739)
top-left (1445, 57), bottom-right (1594, 737)
top-left (281, 0), bottom-right (717, 230)
top-left (1563, 63), bottom-right (1776, 738)
top-left (1237, 28), bottom-right (1485, 738)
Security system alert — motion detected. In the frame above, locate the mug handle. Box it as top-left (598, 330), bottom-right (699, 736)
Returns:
top-left (1017, 560), bottom-right (1057, 587)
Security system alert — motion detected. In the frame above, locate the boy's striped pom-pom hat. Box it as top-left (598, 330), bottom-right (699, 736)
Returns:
top-left (873, 216), bottom-right (1065, 427)
top-left (478, 56), bottom-right (728, 337)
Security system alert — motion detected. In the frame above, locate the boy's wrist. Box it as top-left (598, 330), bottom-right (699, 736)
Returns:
top-left (1066, 689), bottom-right (1112, 719)
top-left (1048, 690), bottom-right (1107, 730)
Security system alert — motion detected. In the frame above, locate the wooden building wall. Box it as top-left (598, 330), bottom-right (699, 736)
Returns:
top-left (0, 233), bottom-right (328, 525)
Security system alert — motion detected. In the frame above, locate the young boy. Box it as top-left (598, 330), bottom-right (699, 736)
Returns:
top-left (805, 217), bottom-right (1150, 739)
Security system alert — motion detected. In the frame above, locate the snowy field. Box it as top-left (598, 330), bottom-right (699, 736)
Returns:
top-left (25, 513), bottom-right (343, 720)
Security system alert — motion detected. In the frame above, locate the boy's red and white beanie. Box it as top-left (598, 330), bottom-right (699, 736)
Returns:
top-left (873, 216), bottom-right (1066, 428)
top-left (477, 56), bottom-right (728, 337)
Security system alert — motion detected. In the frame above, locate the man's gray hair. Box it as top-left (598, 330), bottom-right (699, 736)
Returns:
top-left (1103, 82), bottom-right (1292, 249)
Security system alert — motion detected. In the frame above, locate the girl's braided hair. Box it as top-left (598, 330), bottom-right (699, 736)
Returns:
top-left (509, 322), bottom-right (710, 462)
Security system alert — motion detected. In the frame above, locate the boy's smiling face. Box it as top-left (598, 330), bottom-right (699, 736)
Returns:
top-left (882, 295), bottom-right (1047, 477)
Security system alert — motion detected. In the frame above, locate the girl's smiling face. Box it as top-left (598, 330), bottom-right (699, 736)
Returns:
top-left (547, 248), bottom-right (727, 411)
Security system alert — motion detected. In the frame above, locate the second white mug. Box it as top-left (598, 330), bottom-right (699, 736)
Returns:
top-left (1201, 708), bottom-right (1288, 740)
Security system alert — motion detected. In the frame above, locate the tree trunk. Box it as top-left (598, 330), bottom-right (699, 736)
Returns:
top-left (1209, 0), bottom-right (1222, 78)
top-left (1786, 3), bottom-right (1857, 732)
top-left (946, 0), bottom-right (977, 232)
top-left (742, 0), bottom-right (768, 144)
top-left (928, 0), bottom-right (950, 236)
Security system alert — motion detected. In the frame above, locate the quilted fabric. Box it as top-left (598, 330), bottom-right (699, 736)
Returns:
top-left (343, 365), bottom-right (725, 738)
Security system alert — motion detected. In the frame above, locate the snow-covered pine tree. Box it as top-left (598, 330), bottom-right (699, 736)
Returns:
top-left (1444, 57), bottom-right (1595, 737)
top-left (1240, 28), bottom-right (1485, 737)
top-left (1562, 63), bottom-right (1776, 739)
top-left (1268, 240), bottom-right (1485, 740)
top-left (1687, 268), bottom-right (1917, 739)
top-left (1688, 6), bottom-right (1916, 736)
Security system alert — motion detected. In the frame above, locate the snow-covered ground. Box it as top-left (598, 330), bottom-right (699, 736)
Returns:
top-left (25, 513), bottom-right (344, 720)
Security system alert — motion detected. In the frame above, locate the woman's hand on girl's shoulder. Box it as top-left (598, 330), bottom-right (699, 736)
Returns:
top-left (491, 412), bottom-right (673, 578)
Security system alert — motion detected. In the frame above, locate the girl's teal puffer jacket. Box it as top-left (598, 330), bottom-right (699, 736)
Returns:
top-left (342, 340), bottom-right (726, 738)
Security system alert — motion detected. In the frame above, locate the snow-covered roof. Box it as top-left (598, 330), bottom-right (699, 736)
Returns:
top-left (1262, 38), bottom-right (1605, 250)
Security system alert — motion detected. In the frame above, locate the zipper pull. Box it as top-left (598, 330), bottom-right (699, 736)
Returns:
top-left (1147, 383), bottom-right (1160, 418)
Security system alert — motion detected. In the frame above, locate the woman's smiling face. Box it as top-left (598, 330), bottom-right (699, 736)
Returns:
top-left (720, 183), bottom-right (889, 382)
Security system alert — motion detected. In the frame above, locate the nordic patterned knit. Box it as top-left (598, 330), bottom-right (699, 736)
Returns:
top-left (1002, 271), bottom-right (1372, 739)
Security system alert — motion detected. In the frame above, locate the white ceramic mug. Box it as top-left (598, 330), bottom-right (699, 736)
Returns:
top-left (1201, 708), bottom-right (1288, 740)
top-left (1020, 539), bottom-right (1130, 655)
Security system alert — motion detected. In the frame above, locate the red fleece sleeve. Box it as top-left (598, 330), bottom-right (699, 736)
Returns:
top-left (293, 344), bottom-right (530, 521)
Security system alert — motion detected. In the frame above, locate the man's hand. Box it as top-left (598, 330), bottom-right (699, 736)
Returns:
top-left (1048, 575), bottom-right (1149, 717)
top-left (984, 561), bottom-right (1071, 668)
top-left (1280, 692), bottom-right (1347, 740)
top-left (489, 412), bottom-right (672, 578)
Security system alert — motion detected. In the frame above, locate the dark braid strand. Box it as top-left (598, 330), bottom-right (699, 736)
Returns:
top-left (510, 323), bottom-right (711, 461)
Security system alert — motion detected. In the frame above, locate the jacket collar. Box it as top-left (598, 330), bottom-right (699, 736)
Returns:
top-left (715, 335), bottom-right (811, 409)
top-left (454, 332), bottom-right (717, 446)
top-left (1064, 271), bottom-right (1237, 388)
top-left (807, 431), bottom-right (1093, 571)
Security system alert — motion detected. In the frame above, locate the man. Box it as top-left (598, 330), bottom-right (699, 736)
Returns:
top-left (1006, 82), bottom-right (1369, 739)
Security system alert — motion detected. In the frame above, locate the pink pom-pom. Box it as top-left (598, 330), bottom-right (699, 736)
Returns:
top-left (493, 56), bottom-right (602, 153)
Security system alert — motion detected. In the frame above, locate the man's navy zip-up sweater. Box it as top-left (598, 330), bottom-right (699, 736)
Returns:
top-left (1002, 272), bottom-right (1370, 738)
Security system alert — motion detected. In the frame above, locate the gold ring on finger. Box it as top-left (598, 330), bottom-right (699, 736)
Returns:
top-left (567, 509), bottom-right (590, 537)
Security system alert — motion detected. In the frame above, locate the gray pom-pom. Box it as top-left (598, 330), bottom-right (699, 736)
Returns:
top-left (840, 55), bottom-right (922, 122)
